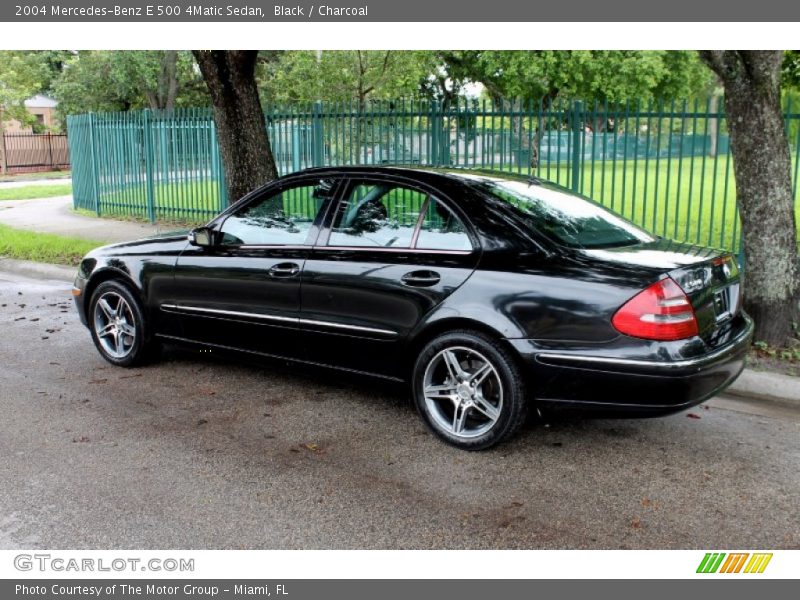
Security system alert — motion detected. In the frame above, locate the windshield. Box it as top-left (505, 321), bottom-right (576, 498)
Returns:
top-left (478, 178), bottom-right (655, 249)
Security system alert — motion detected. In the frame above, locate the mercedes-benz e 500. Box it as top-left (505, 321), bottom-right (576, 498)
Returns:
top-left (73, 167), bottom-right (752, 449)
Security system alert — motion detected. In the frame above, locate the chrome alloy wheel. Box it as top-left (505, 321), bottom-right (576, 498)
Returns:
top-left (93, 291), bottom-right (137, 359)
top-left (422, 346), bottom-right (504, 439)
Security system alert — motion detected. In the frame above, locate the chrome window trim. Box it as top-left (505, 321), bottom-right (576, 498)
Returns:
top-left (312, 245), bottom-right (473, 256)
top-left (211, 244), bottom-right (311, 251)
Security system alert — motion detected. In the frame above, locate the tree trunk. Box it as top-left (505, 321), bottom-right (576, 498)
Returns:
top-left (160, 50), bottom-right (179, 110)
top-left (700, 51), bottom-right (799, 345)
top-left (193, 50), bottom-right (278, 203)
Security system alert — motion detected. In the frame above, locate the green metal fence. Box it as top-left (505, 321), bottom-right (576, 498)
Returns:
top-left (67, 99), bottom-right (800, 251)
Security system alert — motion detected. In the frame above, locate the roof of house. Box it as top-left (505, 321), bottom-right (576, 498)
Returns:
top-left (24, 95), bottom-right (58, 109)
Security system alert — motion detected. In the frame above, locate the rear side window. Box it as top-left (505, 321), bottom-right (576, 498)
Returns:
top-left (327, 181), bottom-right (472, 251)
top-left (415, 199), bottom-right (472, 251)
top-left (480, 179), bottom-right (654, 249)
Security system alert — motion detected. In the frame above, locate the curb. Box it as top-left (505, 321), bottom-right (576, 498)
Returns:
top-left (0, 257), bottom-right (75, 282)
top-left (726, 369), bottom-right (800, 406)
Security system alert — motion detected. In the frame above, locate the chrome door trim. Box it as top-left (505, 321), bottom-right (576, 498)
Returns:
top-left (161, 303), bottom-right (398, 337)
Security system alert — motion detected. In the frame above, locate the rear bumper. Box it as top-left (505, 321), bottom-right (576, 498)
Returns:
top-left (508, 315), bottom-right (754, 416)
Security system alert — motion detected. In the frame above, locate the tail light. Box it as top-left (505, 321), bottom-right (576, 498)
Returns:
top-left (612, 277), bottom-right (698, 341)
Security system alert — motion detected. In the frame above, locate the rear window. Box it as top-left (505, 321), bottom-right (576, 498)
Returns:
top-left (479, 179), bottom-right (655, 249)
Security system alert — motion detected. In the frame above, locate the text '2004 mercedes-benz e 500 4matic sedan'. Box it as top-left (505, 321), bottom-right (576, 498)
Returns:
top-left (72, 167), bottom-right (753, 450)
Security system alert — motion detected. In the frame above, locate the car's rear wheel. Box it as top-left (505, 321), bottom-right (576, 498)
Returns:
top-left (412, 330), bottom-right (528, 450)
top-left (89, 280), bottom-right (157, 367)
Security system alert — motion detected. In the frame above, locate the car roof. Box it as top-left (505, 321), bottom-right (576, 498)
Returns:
top-left (287, 165), bottom-right (542, 189)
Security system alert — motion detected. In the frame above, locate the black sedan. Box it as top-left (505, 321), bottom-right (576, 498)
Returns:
top-left (73, 167), bottom-right (753, 450)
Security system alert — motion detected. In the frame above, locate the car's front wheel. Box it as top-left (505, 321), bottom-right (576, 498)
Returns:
top-left (89, 280), bottom-right (157, 367)
top-left (412, 330), bottom-right (528, 450)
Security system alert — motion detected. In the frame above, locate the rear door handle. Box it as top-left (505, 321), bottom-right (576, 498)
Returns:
top-left (268, 262), bottom-right (301, 278)
top-left (401, 270), bottom-right (441, 287)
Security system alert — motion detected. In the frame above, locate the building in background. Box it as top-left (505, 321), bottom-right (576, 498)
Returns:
top-left (1, 95), bottom-right (60, 133)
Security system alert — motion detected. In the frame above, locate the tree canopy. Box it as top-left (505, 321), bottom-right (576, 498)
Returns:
top-left (438, 50), bottom-right (712, 104)
top-left (258, 50), bottom-right (437, 105)
top-left (1, 49), bottom-right (734, 124)
top-left (51, 51), bottom-right (207, 116)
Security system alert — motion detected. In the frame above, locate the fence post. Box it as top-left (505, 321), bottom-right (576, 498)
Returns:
top-left (440, 102), bottom-right (451, 166)
top-left (209, 117), bottom-right (227, 209)
top-left (312, 102), bottom-right (325, 167)
top-left (87, 113), bottom-right (101, 216)
top-left (47, 132), bottom-right (54, 169)
top-left (430, 101), bottom-right (441, 166)
top-left (571, 101), bottom-right (583, 193)
top-left (142, 109), bottom-right (156, 223)
top-left (291, 124), bottom-right (301, 173)
top-left (0, 131), bottom-right (7, 174)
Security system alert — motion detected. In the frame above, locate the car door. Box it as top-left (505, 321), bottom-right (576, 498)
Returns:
top-left (300, 176), bottom-right (480, 378)
top-left (167, 175), bottom-right (341, 359)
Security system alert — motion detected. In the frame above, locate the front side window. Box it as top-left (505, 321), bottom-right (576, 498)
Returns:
top-left (219, 179), bottom-right (335, 246)
top-left (328, 182), bottom-right (428, 248)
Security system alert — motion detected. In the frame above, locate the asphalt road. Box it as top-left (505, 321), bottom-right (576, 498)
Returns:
top-left (1, 273), bottom-right (798, 550)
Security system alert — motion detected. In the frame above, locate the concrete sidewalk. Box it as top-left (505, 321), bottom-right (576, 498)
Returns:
top-left (0, 176), bottom-right (72, 189)
top-left (0, 195), bottom-right (165, 242)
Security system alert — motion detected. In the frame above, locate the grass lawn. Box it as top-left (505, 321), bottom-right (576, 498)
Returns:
top-left (0, 183), bottom-right (73, 201)
top-left (0, 224), bottom-right (105, 266)
top-left (0, 170), bottom-right (71, 183)
top-left (93, 179), bottom-right (222, 225)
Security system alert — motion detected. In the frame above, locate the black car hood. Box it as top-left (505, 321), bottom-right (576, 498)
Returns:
top-left (91, 230), bottom-right (190, 255)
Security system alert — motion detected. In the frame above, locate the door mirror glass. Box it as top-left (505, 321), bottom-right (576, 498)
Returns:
top-left (188, 227), bottom-right (214, 247)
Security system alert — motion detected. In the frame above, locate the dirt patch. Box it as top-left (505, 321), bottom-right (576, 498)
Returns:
top-left (747, 349), bottom-right (800, 377)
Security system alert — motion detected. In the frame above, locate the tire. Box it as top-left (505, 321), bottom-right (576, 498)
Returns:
top-left (412, 329), bottom-right (528, 450)
top-left (88, 280), bottom-right (158, 368)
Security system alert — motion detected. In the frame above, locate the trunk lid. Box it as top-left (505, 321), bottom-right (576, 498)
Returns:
top-left (583, 240), bottom-right (743, 345)
top-left (668, 253), bottom-right (742, 346)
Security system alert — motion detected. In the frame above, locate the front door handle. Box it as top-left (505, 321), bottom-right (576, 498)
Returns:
top-left (268, 262), bottom-right (301, 278)
top-left (401, 270), bottom-right (441, 287)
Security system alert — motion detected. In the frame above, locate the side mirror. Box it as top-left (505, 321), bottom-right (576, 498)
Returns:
top-left (188, 227), bottom-right (214, 247)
